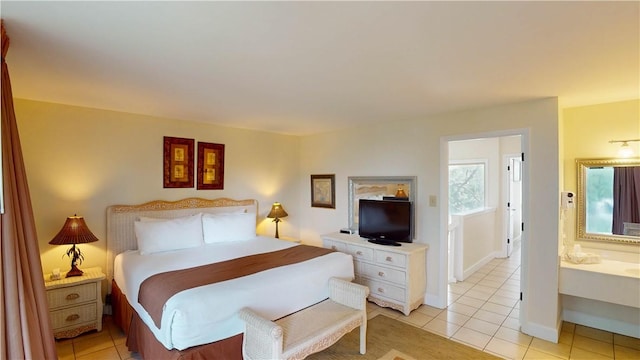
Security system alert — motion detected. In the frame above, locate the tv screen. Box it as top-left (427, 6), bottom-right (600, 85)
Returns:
top-left (358, 199), bottom-right (412, 243)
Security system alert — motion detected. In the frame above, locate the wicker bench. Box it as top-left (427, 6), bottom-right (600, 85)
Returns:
top-left (238, 277), bottom-right (370, 360)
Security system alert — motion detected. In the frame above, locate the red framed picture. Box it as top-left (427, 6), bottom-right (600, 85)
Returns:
top-left (197, 142), bottom-right (225, 190)
top-left (163, 136), bottom-right (194, 188)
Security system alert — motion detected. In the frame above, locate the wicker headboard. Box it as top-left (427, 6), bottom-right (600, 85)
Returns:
top-left (105, 197), bottom-right (258, 285)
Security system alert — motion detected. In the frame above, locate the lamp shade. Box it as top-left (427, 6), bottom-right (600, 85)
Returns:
top-left (49, 215), bottom-right (99, 245)
top-left (395, 188), bottom-right (408, 198)
top-left (267, 202), bottom-right (288, 219)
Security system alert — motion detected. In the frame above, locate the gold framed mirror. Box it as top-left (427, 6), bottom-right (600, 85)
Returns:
top-left (576, 158), bottom-right (640, 244)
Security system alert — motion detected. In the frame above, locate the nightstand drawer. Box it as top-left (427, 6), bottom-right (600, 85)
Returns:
top-left (375, 250), bottom-right (407, 268)
top-left (50, 302), bottom-right (97, 330)
top-left (47, 282), bottom-right (97, 309)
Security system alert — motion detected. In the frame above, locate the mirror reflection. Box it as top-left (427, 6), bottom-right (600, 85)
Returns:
top-left (577, 158), bottom-right (640, 243)
top-left (348, 176), bottom-right (416, 232)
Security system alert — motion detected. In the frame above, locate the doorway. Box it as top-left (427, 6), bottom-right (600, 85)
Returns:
top-left (441, 131), bottom-right (526, 327)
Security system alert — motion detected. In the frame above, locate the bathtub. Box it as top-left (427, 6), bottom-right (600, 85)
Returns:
top-left (559, 249), bottom-right (640, 338)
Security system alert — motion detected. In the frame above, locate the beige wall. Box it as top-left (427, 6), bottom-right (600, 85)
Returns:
top-left (562, 99), bottom-right (640, 253)
top-left (460, 209), bottom-right (497, 274)
top-left (298, 97), bottom-right (561, 340)
top-left (18, 96), bottom-right (563, 341)
top-left (15, 99), bottom-right (300, 276)
top-left (449, 137), bottom-right (501, 265)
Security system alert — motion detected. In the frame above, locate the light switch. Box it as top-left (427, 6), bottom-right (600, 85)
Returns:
top-left (429, 195), bottom-right (437, 207)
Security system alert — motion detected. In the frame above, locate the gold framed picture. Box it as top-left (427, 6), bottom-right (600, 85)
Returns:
top-left (311, 174), bottom-right (335, 208)
top-left (163, 136), bottom-right (194, 188)
top-left (197, 142), bottom-right (225, 190)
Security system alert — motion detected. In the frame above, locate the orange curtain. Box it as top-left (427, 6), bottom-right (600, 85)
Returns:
top-left (1, 20), bottom-right (57, 359)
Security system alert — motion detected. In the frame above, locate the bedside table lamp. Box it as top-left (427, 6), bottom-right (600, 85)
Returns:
top-left (267, 202), bottom-right (288, 239)
top-left (49, 215), bottom-right (99, 277)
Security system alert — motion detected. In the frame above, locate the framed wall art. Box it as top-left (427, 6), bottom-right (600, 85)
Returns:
top-left (163, 136), bottom-right (194, 188)
top-left (197, 142), bottom-right (225, 190)
top-left (310, 174), bottom-right (335, 208)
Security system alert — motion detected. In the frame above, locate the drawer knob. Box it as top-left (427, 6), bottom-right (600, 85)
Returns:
top-left (378, 271), bottom-right (385, 277)
top-left (356, 251), bottom-right (363, 256)
top-left (377, 287), bottom-right (385, 293)
top-left (66, 293), bottom-right (80, 301)
top-left (386, 256), bottom-right (393, 262)
top-left (66, 314), bottom-right (80, 322)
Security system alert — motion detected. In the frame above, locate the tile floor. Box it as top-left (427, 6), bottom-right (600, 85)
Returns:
top-left (55, 316), bottom-right (139, 360)
top-left (366, 244), bottom-right (640, 360)
top-left (57, 247), bottom-right (640, 359)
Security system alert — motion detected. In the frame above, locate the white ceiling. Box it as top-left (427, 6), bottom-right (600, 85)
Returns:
top-left (2, 1), bottom-right (639, 136)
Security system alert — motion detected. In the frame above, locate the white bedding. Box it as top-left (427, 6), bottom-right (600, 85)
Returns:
top-left (113, 236), bottom-right (354, 350)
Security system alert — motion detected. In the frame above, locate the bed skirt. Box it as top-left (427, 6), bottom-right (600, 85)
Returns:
top-left (111, 280), bottom-right (243, 360)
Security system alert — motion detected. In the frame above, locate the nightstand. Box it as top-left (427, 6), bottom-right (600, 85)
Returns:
top-left (44, 267), bottom-right (105, 339)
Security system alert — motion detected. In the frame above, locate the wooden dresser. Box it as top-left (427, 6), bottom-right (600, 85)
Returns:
top-left (321, 232), bottom-right (428, 315)
top-left (44, 267), bottom-right (105, 339)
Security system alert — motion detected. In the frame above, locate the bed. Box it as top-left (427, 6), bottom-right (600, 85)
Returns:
top-left (106, 197), bottom-right (355, 360)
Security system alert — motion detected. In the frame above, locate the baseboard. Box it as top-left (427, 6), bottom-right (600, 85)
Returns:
top-left (424, 292), bottom-right (446, 309)
top-left (563, 309), bottom-right (640, 338)
top-left (462, 251), bottom-right (500, 280)
top-left (521, 319), bottom-right (560, 343)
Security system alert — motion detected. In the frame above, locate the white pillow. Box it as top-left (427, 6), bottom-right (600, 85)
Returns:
top-left (134, 213), bottom-right (204, 255)
top-left (202, 212), bottom-right (256, 243)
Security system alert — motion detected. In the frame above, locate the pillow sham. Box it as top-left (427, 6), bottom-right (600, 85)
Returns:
top-left (137, 216), bottom-right (167, 222)
top-left (134, 213), bottom-right (204, 255)
top-left (137, 213), bottom-right (201, 222)
top-left (200, 208), bottom-right (248, 216)
top-left (202, 212), bottom-right (256, 243)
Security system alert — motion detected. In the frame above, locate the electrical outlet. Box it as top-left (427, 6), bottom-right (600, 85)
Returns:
top-left (429, 195), bottom-right (437, 207)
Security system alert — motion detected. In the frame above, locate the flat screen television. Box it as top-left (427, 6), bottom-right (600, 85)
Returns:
top-left (358, 199), bottom-right (412, 245)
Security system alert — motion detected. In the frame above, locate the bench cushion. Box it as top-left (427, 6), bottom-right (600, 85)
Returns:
top-left (279, 300), bottom-right (364, 358)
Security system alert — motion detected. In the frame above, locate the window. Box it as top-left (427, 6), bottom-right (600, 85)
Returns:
top-left (585, 166), bottom-right (613, 234)
top-left (449, 161), bottom-right (487, 214)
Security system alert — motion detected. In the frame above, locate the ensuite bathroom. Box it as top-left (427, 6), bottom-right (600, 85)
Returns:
top-left (559, 99), bottom-right (640, 339)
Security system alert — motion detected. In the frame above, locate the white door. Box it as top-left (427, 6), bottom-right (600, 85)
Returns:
top-left (506, 156), bottom-right (523, 257)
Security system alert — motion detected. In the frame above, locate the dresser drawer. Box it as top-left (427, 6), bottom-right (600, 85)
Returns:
top-left (47, 282), bottom-right (97, 310)
top-left (50, 302), bottom-right (97, 330)
top-left (375, 250), bottom-right (407, 268)
top-left (361, 278), bottom-right (405, 302)
top-left (362, 263), bottom-right (406, 285)
top-left (353, 259), bottom-right (367, 275)
top-left (324, 239), bottom-right (347, 252)
top-left (347, 244), bottom-right (374, 262)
